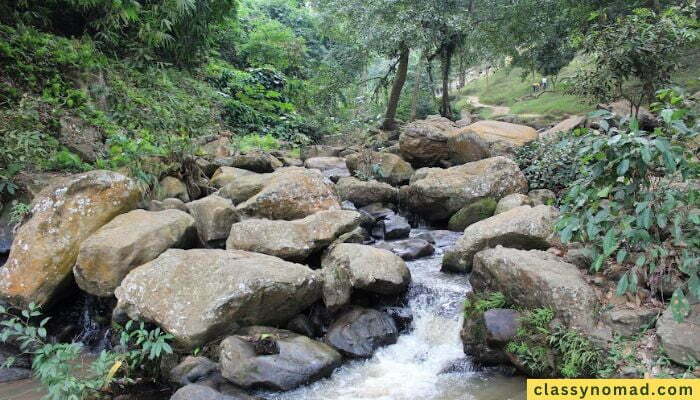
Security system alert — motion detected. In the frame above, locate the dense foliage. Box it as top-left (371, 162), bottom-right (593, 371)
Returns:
top-left (557, 90), bottom-right (700, 321)
top-left (0, 303), bottom-right (173, 400)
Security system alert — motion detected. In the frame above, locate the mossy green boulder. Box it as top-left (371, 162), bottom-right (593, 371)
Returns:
top-left (447, 198), bottom-right (497, 231)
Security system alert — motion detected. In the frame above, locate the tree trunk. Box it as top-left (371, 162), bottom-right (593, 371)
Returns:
top-left (381, 46), bottom-right (410, 131)
top-left (440, 48), bottom-right (453, 119)
top-left (410, 55), bottom-right (424, 121)
top-left (696, 0), bottom-right (699, 19)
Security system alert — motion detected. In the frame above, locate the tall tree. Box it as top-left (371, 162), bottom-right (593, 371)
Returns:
top-left (315, 0), bottom-right (425, 130)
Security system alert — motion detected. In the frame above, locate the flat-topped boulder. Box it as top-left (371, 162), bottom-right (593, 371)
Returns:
top-left (470, 247), bottom-right (601, 332)
top-left (230, 150), bottom-right (283, 173)
top-left (226, 210), bottom-right (362, 262)
top-left (220, 326), bottom-right (341, 391)
top-left (320, 243), bottom-right (410, 310)
top-left (448, 121), bottom-right (538, 163)
top-left (335, 177), bottom-right (398, 207)
top-left (0, 171), bottom-right (140, 306)
top-left (74, 209), bottom-right (196, 297)
top-left (399, 116), bottom-right (458, 167)
top-left (443, 205), bottom-right (558, 273)
top-left (114, 249), bottom-right (321, 350)
top-left (235, 167), bottom-right (341, 220)
top-left (210, 167), bottom-right (257, 188)
top-left (400, 157), bottom-right (528, 222)
top-left (345, 151), bottom-right (414, 186)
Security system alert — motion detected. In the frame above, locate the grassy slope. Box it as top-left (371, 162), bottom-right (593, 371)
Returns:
top-left (457, 52), bottom-right (700, 125)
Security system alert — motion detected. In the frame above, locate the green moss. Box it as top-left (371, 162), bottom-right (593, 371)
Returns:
top-left (448, 198), bottom-right (497, 231)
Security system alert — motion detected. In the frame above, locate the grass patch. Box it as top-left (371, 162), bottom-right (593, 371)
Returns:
top-left (510, 93), bottom-right (591, 116)
top-left (232, 133), bottom-right (281, 152)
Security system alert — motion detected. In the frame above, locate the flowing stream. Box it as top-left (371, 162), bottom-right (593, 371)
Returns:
top-left (268, 229), bottom-right (526, 400)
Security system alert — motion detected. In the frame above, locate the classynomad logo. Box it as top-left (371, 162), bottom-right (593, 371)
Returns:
top-left (527, 379), bottom-right (699, 400)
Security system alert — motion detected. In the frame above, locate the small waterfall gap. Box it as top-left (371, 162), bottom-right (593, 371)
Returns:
top-left (266, 227), bottom-right (526, 400)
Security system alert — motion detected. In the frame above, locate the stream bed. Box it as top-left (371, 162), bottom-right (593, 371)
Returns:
top-left (265, 229), bottom-right (526, 400)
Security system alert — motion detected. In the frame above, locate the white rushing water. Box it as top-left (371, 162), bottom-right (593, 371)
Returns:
top-left (269, 229), bottom-right (526, 400)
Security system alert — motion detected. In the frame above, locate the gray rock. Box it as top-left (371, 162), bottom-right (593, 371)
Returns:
top-left (159, 177), bottom-right (189, 202)
top-left (170, 356), bottom-right (219, 386)
top-left (345, 151), bottom-right (414, 186)
top-left (373, 214), bottom-right (411, 240)
top-left (226, 210), bottom-right (362, 262)
top-left (442, 205), bottom-right (559, 273)
top-left (301, 145), bottom-right (343, 161)
top-left (400, 157), bottom-right (528, 222)
top-left (74, 209), bottom-right (196, 297)
top-left (528, 189), bottom-right (557, 206)
top-left (483, 309), bottom-right (521, 345)
top-left (230, 150), bottom-right (283, 173)
top-left (170, 384), bottom-right (250, 400)
top-left (447, 198), bottom-right (497, 231)
top-left (58, 116), bottom-right (105, 162)
top-left (656, 304), bottom-right (700, 366)
top-left (470, 247), bottom-right (602, 334)
top-left (374, 238), bottom-right (434, 260)
top-left (304, 157), bottom-right (351, 182)
top-left (220, 327), bottom-right (341, 391)
top-left (210, 167), bottom-right (258, 189)
top-left (603, 308), bottom-right (660, 337)
top-left (148, 198), bottom-right (189, 212)
top-left (186, 195), bottom-right (240, 247)
top-left (321, 244), bottom-right (410, 310)
top-left (335, 178), bottom-right (398, 207)
top-left (114, 249), bottom-right (321, 350)
top-left (495, 194), bottom-right (532, 214)
top-left (325, 307), bottom-right (398, 358)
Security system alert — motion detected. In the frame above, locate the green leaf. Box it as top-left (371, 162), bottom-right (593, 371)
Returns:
top-left (603, 230), bottom-right (619, 256)
top-left (616, 249), bottom-right (628, 264)
top-left (616, 272), bottom-right (629, 296)
top-left (688, 273), bottom-right (700, 299)
top-left (597, 186), bottom-right (611, 198)
top-left (616, 159), bottom-right (630, 176)
top-left (670, 289), bottom-right (691, 322)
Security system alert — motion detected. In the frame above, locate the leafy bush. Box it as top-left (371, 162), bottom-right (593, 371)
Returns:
top-left (232, 134), bottom-right (280, 152)
top-left (556, 89), bottom-right (699, 321)
top-left (515, 133), bottom-right (586, 193)
top-left (0, 303), bottom-right (173, 400)
top-left (570, 7), bottom-right (698, 115)
top-left (506, 307), bottom-right (604, 378)
top-left (463, 292), bottom-right (507, 319)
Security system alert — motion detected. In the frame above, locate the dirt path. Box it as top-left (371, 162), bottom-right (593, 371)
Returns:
top-left (465, 95), bottom-right (511, 116)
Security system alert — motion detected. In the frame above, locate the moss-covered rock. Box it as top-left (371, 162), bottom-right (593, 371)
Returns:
top-left (447, 198), bottom-right (497, 231)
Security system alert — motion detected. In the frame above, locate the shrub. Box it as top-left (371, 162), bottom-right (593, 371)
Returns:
top-left (0, 303), bottom-right (173, 400)
top-left (515, 132), bottom-right (586, 193)
top-left (556, 89), bottom-right (700, 321)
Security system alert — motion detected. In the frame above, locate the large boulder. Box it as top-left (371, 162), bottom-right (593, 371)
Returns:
top-left (448, 121), bottom-right (538, 164)
top-left (335, 177), bottom-right (398, 207)
top-left (541, 116), bottom-right (586, 139)
top-left (210, 167), bottom-right (257, 188)
top-left (226, 210), bottom-right (362, 262)
top-left (218, 174), bottom-right (269, 205)
top-left (186, 195), bottom-right (240, 247)
top-left (170, 385), bottom-right (255, 400)
top-left (220, 326), bottom-right (341, 391)
top-left (469, 247), bottom-right (601, 333)
top-left (230, 150), bottom-right (283, 173)
top-left (400, 157), bottom-right (528, 222)
top-left (169, 356), bottom-right (219, 386)
top-left (399, 116), bottom-right (458, 167)
top-left (461, 308), bottom-right (521, 366)
top-left (0, 171), bottom-right (140, 306)
top-left (447, 198), bottom-right (497, 232)
top-left (74, 209), bottom-right (196, 297)
top-left (114, 249), bottom-right (321, 350)
top-left (442, 205), bottom-right (558, 273)
top-left (236, 167), bottom-right (340, 220)
top-left (320, 244), bottom-right (410, 310)
top-left (656, 304), bottom-right (700, 366)
top-left (345, 151), bottom-right (414, 186)
top-left (304, 157), bottom-right (350, 182)
top-left (324, 307), bottom-right (399, 358)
